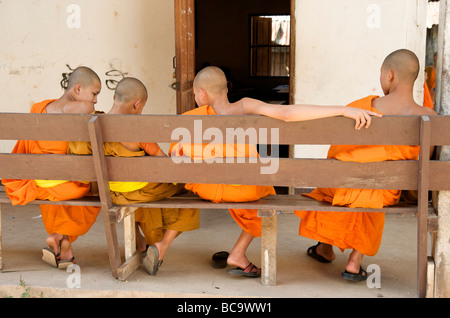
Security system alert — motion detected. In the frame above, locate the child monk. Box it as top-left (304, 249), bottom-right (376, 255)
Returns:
top-left (2, 66), bottom-right (102, 269)
top-left (295, 49), bottom-right (437, 281)
top-left (67, 77), bottom-right (199, 275)
top-left (169, 66), bottom-right (380, 277)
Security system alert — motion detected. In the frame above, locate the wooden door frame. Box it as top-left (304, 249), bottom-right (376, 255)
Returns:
top-left (174, 0), bottom-right (196, 114)
top-left (289, 0), bottom-right (296, 104)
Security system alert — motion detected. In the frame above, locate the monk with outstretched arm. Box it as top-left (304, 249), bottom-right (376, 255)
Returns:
top-left (170, 66), bottom-right (380, 277)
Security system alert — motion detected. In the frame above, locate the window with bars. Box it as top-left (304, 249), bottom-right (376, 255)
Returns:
top-left (250, 15), bottom-right (290, 77)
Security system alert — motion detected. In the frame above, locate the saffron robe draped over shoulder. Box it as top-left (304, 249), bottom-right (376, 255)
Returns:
top-left (67, 140), bottom-right (200, 246)
top-left (1, 100), bottom-right (100, 243)
top-left (423, 82), bottom-right (434, 109)
top-left (294, 95), bottom-right (420, 256)
top-left (169, 105), bottom-right (276, 237)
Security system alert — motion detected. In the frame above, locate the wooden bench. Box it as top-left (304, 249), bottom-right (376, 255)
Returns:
top-left (0, 112), bottom-right (448, 298)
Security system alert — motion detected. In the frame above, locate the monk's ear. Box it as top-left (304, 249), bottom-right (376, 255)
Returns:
top-left (387, 69), bottom-right (395, 82)
top-left (73, 84), bottom-right (82, 95)
top-left (133, 99), bottom-right (141, 109)
top-left (200, 88), bottom-right (209, 101)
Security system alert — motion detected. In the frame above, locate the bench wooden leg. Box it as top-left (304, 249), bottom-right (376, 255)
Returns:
top-left (418, 211), bottom-right (428, 298)
top-left (259, 209), bottom-right (277, 286)
top-left (117, 207), bottom-right (143, 281)
top-left (123, 210), bottom-right (136, 261)
top-left (101, 206), bottom-right (121, 278)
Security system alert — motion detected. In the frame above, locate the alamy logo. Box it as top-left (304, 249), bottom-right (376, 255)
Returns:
top-left (170, 120), bottom-right (280, 174)
top-left (66, 264), bottom-right (81, 289)
top-left (366, 264), bottom-right (381, 289)
top-left (66, 4), bottom-right (81, 29)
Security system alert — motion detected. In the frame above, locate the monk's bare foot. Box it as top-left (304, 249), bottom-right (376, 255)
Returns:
top-left (153, 242), bottom-right (167, 261)
top-left (46, 233), bottom-right (63, 255)
top-left (226, 252), bottom-right (251, 270)
top-left (345, 249), bottom-right (364, 274)
top-left (152, 230), bottom-right (177, 260)
top-left (316, 242), bottom-right (336, 262)
top-left (59, 235), bottom-right (74, 262)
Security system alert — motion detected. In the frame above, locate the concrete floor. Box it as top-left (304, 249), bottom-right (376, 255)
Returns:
top-left (0, 204), bottom-right (419, 298)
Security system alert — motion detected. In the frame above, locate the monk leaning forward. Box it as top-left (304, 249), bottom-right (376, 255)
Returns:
top-left (2, 66), bottom-right (102, 269)
top-left (67, 77), bottom-right (199, 275)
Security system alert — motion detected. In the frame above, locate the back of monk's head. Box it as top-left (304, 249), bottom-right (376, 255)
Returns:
top-left (67, 66), bottom-right (101, 90)
top-left (114, 77), bottom-right (148, 104)
top-left (194, 66), bottom-right (228, 96)
top-left (382, 49), bottom-right (420, 84)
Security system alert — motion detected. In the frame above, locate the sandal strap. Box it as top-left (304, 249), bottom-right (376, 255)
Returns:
top-left (243, 263), bottom-right (261, 274)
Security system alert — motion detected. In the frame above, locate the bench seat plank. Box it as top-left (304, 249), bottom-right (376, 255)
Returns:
top-left (0, 191), bottom-right (437, 230)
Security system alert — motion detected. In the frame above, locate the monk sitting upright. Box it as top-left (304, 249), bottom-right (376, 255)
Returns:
top-left (67, 77), bottom-right (199, 275)
top-left (295, 49), bottom-right (437, 281)
top-left (170, 66), bottom-right (380, 277)
top-left (2, 66), bottom-right (102, 269)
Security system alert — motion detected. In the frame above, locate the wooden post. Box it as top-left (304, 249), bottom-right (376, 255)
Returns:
top-left (88, 116), bottom-right (121, 278)
top-left (259, 209), bottom-right (277, 286)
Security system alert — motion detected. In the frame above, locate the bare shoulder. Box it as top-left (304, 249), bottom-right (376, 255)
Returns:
top-left (239, 97), bottom-right (267, 115)
top-left (63, 101), bottom-right (95, 114)
top-left (223, 99), bottom-right (246, 115)
top-left (413, 104), bottom-right (438, 116)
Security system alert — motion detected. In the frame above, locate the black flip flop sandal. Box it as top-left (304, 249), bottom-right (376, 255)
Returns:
top-left (227, 263), bottom-right (261, 277)
top-left (143, 245), bottom-right (163, 275)
top-left (212, 251), bottom-right (229, 268)
top-left (342, 266), bottom-right (368, 281)
top-left (42, 248), bottom-right (60, 268)
top-left (307, 242), bottom-right (332, 263)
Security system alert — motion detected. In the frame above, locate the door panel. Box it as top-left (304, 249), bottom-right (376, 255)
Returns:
top-left (174, 0), bottom-right (196, 114)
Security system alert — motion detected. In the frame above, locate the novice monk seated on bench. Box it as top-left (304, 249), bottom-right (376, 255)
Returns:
top-left (169, 66), bottom-right (380, 277)
top-left (295, 49), bottom-right (437, 281)
top-left (67, 77), bottom-right (199, 275)
top-left (2, 66), bottom-right (102, 269)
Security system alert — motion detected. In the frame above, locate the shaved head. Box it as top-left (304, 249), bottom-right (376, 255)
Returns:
top-left (67, 66), bottom-right (101, 90)
top-left (115, 77), bottom-right (148, 103)
top-left (194, 66), bottom-right (228, 96)
top-left (382, 49), bottom-right (420, 83)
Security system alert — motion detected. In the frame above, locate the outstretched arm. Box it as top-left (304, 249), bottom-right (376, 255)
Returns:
top-left (240, 98), bottom-right (381, 129)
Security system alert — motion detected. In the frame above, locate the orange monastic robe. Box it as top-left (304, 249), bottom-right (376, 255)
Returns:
top-left (423, 82), bottom-right (434, 109)
top-left (169, 105), bottom-right (276, 237)
top-left (294, 95), bottom-right (420, 256)
top-left (1, 100), bottom-right (100, 243)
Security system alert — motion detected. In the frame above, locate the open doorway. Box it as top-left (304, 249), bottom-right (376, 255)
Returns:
top-left (195, 0), bottom-right (292, 105)
top-left (193, 0), bottom-right (292, 164)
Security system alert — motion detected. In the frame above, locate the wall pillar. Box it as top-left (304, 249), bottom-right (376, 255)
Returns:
top-left (434, 0), bottom-right (450, 298)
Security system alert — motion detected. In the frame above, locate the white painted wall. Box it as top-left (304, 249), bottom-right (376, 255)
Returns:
top-left (293, 0), bottom-right (428, 158)
top-left (0, 0), bottom-right (429, 157)
top-left (0, 0), bottom-right (176, 152)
